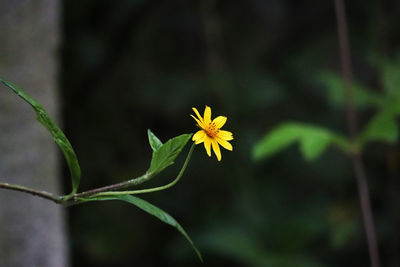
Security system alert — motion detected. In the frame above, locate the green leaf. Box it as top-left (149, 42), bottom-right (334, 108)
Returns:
top-left (0, 78), bottom-right (81, 195)
top-left (253, 122), bottom-right (350, 162)
top-left (360, 112), bottom-right (398, 144)
top-left (147, 129), bottom-right (163, 151)
top-left (147, 133), bottom-right (192, 175)
top-left (359, 97), bottom-right (400, 146)
top-left (83, 194), bottom-right (203, 262)
top-left (253, 124), bottom-right (302, 160)
top-left (381, 59), bottom-right (400, 97)
top-left (318, 72), bottom-right (384, 109)
top-left (299, 130), bottom-right (332, 161)
top-left (330, 220), bottom-right (357, 249)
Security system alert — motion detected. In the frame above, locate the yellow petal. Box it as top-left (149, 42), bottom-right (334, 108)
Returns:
top-left (216, 136), bottom-right (233, 151)
top-left (212, 116), bottom-right (227, 128)
top-left (203, 137), bottom-right (212, 157)
top-left (192, 108), bottom-right (203, 122)
top-left (190, 115), bottom-right (205, 129)
top-left (211, 139), bottom-right (222, 161)
top-left (204, 106), bottom-right (211, 123)
top-left (192, 107), bottom-right (204, 123)
top-left (192, 130), bottom-right (206, 144)
top-left (218, 130), bottom-right (233, 141)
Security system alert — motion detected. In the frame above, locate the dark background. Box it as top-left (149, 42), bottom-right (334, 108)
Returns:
top-left (61, 0), bottom-right (400, 266)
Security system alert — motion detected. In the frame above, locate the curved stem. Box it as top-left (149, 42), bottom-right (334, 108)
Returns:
top-left (0, 182), bottom-right (62, 203)
top-left (89, 143), bottom-right (196, 198)
top-left (73, 172), bottom-right (153, 199)
top-left (334, 1), bottom-right (381, 266)
top-left (353, 153), bottom-right (381, 267)
top-left (1, 143), bottom-right (195, 206)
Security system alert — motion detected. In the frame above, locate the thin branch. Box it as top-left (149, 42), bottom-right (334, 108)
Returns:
top-left (1, 143), bottom-right (195, 207)
top-left (88, 143), bottom-right (195, 198)
top-left (73, 172), bottom-right (153, 198)
top-left (334, 0), bottom-right (358, 139)
top-left (353, 154), bottom-right (381, 267)
top-left (0, 173), bottom-right (153, 204)
top-left (334, 0), bottom-right (381, 267)
top-left (0, 182), bottom-right (62, 204)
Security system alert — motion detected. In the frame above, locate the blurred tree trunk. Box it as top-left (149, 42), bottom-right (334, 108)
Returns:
top-left (0, 1), bottom-right (69, 267)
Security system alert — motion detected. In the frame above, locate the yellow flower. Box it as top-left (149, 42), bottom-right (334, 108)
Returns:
top-left (191, 106), bottom-right (233, 161)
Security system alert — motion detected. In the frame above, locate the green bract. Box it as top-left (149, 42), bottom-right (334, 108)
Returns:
top-left (148, 129), bottom-right (163, 151)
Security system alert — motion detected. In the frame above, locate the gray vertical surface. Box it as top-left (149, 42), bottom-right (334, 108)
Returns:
top-left (0, 1), bottom-right (69, 267)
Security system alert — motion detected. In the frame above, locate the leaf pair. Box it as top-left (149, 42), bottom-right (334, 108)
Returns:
top-left (147, 129), bottom-right (192, 175)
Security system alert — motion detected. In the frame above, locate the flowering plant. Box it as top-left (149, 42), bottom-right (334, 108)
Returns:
top-left (0, 79), bottom-right (234, 262)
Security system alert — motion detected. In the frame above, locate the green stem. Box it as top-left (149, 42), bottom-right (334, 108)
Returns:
top-left (89, 143), bottom-right (196, 198)
top-left (1, 143), bottom-right (195, 206)
top-left (0, 182), bottom-right (62, 203)
top-left (72, 172), bottom-right (153, 199)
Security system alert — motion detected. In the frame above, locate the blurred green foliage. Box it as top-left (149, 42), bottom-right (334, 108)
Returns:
top-left (254, 64), bottom-right (400, 161)
top-left (253, 122), bottom-right (350, 161)
top-left (317, 72), bottom-right (385, 109)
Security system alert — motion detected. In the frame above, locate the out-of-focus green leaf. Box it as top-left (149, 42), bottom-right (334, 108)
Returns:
top-left (253, 122), bottom-right (350, 162)
top-left (327, 202), bottom-right (357, 249)
top-left (299, 130), bottom-right (332, 161)
top-left (360, 112), bottom-right (398, 144)
top-left (147, 129), bottom-right (163, 151)
top-left (381, 59), bottom-right (400, 97)
top-left (318, 72), bottom-right (384, 109)
top-left (0, 78), bottom-right (81, 196)
top-left (253, 123), bottom-right (300, 159)
top-left (147, 133), bottom-right (192, 175)
top-left (83, 194), bottom-right (203, 262)
top-left (359, 97), bottom-right (400, 146)
top-left (330, 221), bottom-right (357, 249)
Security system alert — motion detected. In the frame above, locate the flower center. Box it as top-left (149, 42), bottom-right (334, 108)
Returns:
top-left (205, 122), bottom-right (219, 137)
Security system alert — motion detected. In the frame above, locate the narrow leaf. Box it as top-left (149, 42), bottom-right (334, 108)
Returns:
top-left (148, 129), bottom-right (163, 151)
top-left (147, 133), bottom-right (192, 175)
top-left (0, 78), bottom-right (81, 195)
top-left (83, 194), bottom-right (203, 262)
top-left (253, 122), bottom-right (350, 162)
